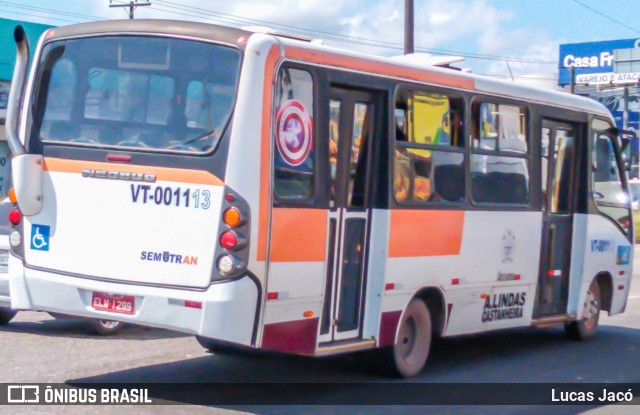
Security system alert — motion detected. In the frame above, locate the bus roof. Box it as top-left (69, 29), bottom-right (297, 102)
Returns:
top-left (43, 19), bottom-right (251, 48)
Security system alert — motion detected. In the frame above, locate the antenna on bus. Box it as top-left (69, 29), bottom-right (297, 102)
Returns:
top-left (109, 0), bottom-right (151, 19)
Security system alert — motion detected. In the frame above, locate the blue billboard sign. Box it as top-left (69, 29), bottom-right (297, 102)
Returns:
top-left (558, 38), bottom-right (640, 85)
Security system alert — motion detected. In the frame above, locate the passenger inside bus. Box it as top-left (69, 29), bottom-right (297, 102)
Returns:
top-left (393, 91), bottom-right (465, 203)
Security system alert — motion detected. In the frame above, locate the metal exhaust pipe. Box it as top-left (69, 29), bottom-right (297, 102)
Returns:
top-left (5, 25), bottom-right (30, 156)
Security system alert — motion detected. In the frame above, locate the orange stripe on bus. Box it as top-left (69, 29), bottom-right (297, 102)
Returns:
top-left (43, 158), bottom-right (224, 186)
top-left (285, 46), bottom-right (475, 90)
top-left (257, 45), bottom-right (283, 262)
top-left (270, 208), bottom-right (327, 262)
top-left (388, 210), bottom-right (464, 257)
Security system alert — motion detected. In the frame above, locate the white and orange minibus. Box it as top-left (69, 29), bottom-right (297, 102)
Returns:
top-left (4, 20), bottom-right (635, 377)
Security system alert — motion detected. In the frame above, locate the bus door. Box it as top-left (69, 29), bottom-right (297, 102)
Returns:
top-left (535, 120), bottom-right (577, 317)
top-left (318, 88), bottom-right (376, 343)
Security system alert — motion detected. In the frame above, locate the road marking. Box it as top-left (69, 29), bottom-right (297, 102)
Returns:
top-left (628, 295), bottom-right (640, 300)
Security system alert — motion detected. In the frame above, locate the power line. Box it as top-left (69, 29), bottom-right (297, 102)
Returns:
top-left (151, 0), bottom-right (557, 65)
top-left (0, 0), bottom-right (557, 78)
top-left (0, 7), bottom-right (85, 24)
top-left (569, 0), bottom-right (640, 34)
top-left (0, 0), bottom-right (104, 22)
top-left (0, 0), bottom-right (556, 65)
top-left (479, 73), bottom-right (557, 81)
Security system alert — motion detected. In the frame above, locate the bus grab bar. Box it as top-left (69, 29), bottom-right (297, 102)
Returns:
top-left (5, 25), bottom-right (29, 156)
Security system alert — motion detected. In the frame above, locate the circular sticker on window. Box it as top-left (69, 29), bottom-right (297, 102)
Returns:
top-left (275, 100), bottom-right (312, 166)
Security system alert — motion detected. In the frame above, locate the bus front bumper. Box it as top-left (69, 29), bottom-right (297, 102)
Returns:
top-left (9, 254), bottom-right (259, 345)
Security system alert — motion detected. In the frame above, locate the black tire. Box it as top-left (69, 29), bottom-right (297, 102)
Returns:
top-left (196, 336), bottom-right (249, 355)
top-left (0, 308), bottom-right (17, 325)
top-left (381, 298), bottom-right (432, 378)
top-left (565, 279), bottom-right (601, 340)
top-left (86, 319), bottom-right (123, 336)
top-left (196, 335), bottom-right (218, 351)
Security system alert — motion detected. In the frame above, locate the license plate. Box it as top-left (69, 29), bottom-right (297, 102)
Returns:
top-left (0, 249), bottom-right (8, 267)
top-left (91, 292), bottom-right (135, 315)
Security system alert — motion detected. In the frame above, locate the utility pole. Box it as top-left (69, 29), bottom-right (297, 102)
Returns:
top-left (109, 0), bottom-right (151, 19)
top-left (569, 66), bottom-right (575, 94)
top-left (505, 60), bottom-right (515, 82)
top-left (404, 0), bottom-right (414, 55)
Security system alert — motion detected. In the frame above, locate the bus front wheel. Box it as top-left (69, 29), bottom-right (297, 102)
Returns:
top-left (565, 279), bottom-right (601, 340)
top-left (383, 298), bottom-right (432, 378)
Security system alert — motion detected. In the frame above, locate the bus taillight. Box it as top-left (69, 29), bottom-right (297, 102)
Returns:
top-left (223, 207), bottom-right (241, 228)
top-left (220, 231), bottom-right (238, 250)
top-left (212, 188), bottom-right (249, 281)
top-left (9, 208), bottom-right (22, 225)
top-left (9, 188), bottom-right (18, 204)
top-left (9, 230), bottom-right (21, 247)
top-left (217, 254), bottom-right (235, 274)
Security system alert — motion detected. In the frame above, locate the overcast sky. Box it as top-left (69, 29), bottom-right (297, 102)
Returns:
top-left (2, 0), bottom-right (640, 80)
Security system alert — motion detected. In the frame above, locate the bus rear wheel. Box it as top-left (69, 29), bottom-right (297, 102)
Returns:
top-left (382, 298), bottom-right (432, 378)
top-left (87, 319), bottom-right (123, 336)
top-left (196, 336), bottom-right (249, 355)
top-left (565, 279), bottom-right (601, 340)
top-left (0, 308), bottom-right (17, 325)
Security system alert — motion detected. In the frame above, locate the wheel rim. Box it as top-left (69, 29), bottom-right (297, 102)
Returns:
top-left (100, 320), bottom-right (120, 329)
top-left (398, 315), bottom-right (419, 365)
top-left (582, 288), bottom-right (599, 331)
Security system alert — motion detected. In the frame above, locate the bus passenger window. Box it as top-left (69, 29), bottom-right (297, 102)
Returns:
top-left (550, 128), bottom-right (574, 213)
top-left (541, 127), bottom-right (550, 209)
top-left (348, 102), bottom-right (370, 208)
top-left (591, 126), bottom-right (630, 232)
top-left (393, 90), bottom-right (465, 204)
top-left (273, 68), bottom-right (315, 202)
top-left (329, 99), bottom-right (341, 208)
top-left (470, 102), bottom-right (529, 205)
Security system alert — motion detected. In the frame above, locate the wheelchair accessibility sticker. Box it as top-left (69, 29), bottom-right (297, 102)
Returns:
top-left (31, 225), bottom-right (50, 251)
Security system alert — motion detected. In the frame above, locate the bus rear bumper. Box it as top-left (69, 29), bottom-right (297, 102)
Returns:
top-left (0, 271), bottom-right (11, 308)
top-left (9, 255), bottom-right (259, 345)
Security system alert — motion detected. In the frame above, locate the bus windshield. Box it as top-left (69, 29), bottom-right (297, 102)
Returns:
top-left (30, 36), bottom-right (241, 153)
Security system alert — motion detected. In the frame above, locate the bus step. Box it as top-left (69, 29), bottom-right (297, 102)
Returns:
top-left (316, 338), bottom-right (376, 356)
top-left (531, 314), bottom-right (576, 328)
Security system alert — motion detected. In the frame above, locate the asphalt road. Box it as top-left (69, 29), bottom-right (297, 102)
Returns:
top-left (3, 248), bottom-right (640, 414)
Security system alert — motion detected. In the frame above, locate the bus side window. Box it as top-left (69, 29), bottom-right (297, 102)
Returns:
top-left (541, 126), bottom-right (550, 210)
top-left (329, 99), bottom-right (341, 208)
top-left (393, 90), bottom-right (465, 204)
top-left (470, 102), bottom-right (530, 205)
top-left (273, 68), bottom-right (315, 203)
top-left (591, 127), bottom-right (630, 232)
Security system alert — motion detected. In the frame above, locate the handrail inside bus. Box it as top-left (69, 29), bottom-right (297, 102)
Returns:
top-left (609, 127), bottom-right (638, 139)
